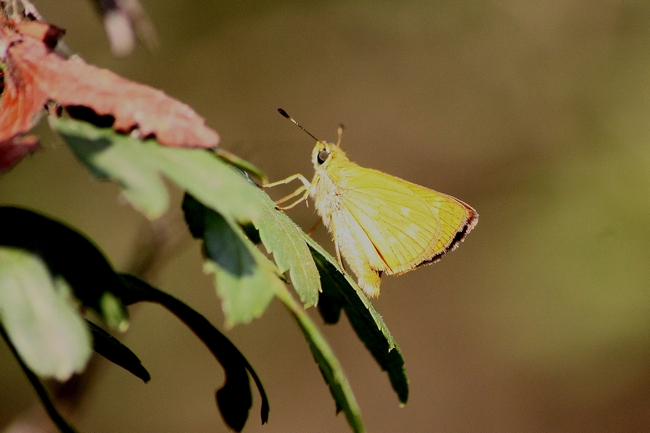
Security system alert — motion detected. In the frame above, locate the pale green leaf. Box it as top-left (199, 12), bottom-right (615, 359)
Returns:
top-left (216, 148), bottom-right (268, 184)
top-left (52, 117), bottom-right (263, 225)
top-left (0, 206), bottom-right (130, 332)
top-left (0, 247), bottom-right (92, 381)
top-left (146, 143), bottom-right (261, 224)
top-left (253, 188), bottom-right (320, 307)
top-left (51, 116), bottom-right (169, 220)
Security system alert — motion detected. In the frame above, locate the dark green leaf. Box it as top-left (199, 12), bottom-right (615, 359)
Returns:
top-left (240, 222), bottom-right (262, 245)
top-left (0, 206), bottom-right (129, 331)
top-left (87, 320), bottom-right (150, 383)
top-left (117, 274), bottom-right (270, 431)
top-left (182, 195), bottom-right (280, 327)
top-left (274, 285), bottom-right (366, 433)
top-left (303, 234), bottom-right (409, 405)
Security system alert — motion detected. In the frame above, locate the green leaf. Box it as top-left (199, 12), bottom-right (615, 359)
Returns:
top-left (302, 234), bottom-right (396, 346)
top-left (274, 285), bottom-right (366, 433)
top-left (117, 274), bottom-right (270, 431)
top-left (303, 234), bottom-right (409, 405)
top-left (216, 148), bottom-right (268, 184)
top-left (51, 116), bottom-right (169, 220)
top-left (253, 188), bottom-right (320, 307)
top-left (87, 320), bottom-right (150, 383)
top-left (52, 117), bottom-right (263, 225)
top-left (183, 195), bottom-right (363, 428)
top-left (182, 195), bottom-right (280, 327)
top-left (0, 206), bottom-right (130, 331)
top-left (0, 247), bottom-right (92, 381)
top-left (145, 143), bottom-right (262, 224)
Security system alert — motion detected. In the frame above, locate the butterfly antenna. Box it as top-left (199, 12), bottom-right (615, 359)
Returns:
top-left (336, 123), bottom-right (345, 147)
top-left (278, 108), bottom-right (323, 143)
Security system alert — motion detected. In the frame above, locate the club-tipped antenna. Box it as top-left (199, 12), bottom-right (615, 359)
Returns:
top-left (278, 108), bottom-right (323, 143)
top-left (336, 124), bottom-right (344, 147)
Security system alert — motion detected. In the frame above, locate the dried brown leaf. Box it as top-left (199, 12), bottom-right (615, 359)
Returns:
top-left (0, 21), bottom-right (219, 150)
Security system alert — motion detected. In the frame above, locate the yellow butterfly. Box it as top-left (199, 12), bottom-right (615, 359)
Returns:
top-left (265, 109), bottom-right (478, 297)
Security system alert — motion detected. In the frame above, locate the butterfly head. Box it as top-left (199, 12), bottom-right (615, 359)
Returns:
top-left (277, 109), bottom-right (348, 171)
top-left (313, 141), bottom-right (332, 166)
top-left (311, 140), bottom-right (347, 170)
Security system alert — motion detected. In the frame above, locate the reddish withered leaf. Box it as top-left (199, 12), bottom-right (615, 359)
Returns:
top-left (0, 27), bottom-right (48, 144)
top-left (36, 52), bottom-right (220, 148)
top-left (0, 21), bottom-right (219, 150)
top-left (0, 135), bottom-right (39, 173)
top-left (12, 21), bottom-right (65, 48)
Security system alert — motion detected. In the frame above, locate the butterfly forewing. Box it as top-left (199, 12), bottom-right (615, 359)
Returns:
top-left (335, 166), bottom-right (455, 274)
top-left (403, 183), bottom-right (477, 263)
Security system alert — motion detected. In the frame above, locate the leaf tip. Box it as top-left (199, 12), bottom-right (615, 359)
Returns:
top-left (100, 292), bottom-right (129, 332)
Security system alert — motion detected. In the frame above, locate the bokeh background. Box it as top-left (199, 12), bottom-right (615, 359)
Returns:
top-left (2, 0), bottom-right (650, 432)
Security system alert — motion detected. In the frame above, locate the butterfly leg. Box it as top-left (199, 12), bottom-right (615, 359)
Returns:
top-left (263, 173), bottom-right (311, 189)
top-left (262, 174), bottom-right (312, 209)
top-left (276, 188), bottom-right (312, 210)
top-left (306, 219), bottom-right (322, 237)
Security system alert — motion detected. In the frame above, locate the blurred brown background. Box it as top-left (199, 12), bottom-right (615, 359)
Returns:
top-left (2, 0), bottom-right (650, 432)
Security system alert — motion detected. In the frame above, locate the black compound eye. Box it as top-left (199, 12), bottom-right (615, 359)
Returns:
top-left (317, 150), bottom-right (329, 164)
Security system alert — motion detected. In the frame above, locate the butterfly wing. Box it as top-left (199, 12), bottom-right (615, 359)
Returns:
top-left (331, 164), bottom-right (476, 275)
top-left (327, 203), bottom-right (385, 296)
top-left (404, 183), bottom-right (478, 264)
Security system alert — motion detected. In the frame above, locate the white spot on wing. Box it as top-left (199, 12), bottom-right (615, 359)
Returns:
top-left (406, 225), bottom-right (419, 238)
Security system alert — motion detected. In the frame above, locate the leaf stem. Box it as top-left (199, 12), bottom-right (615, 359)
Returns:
top-left (0, 325), bottom-right (79, 433)
top-left (274, 284), bottom-right (366, 433)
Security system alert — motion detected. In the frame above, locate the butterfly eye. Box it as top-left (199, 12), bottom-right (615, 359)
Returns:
top-left (317, 150), bottom-right (330, 165)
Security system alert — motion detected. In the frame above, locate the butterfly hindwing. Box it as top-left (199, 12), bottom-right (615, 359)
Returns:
top-left (328, 204), bottom-right (385, 296)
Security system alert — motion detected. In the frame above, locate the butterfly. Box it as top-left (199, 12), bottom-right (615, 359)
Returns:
top-left (265, 109), bottom-right (478, 297)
